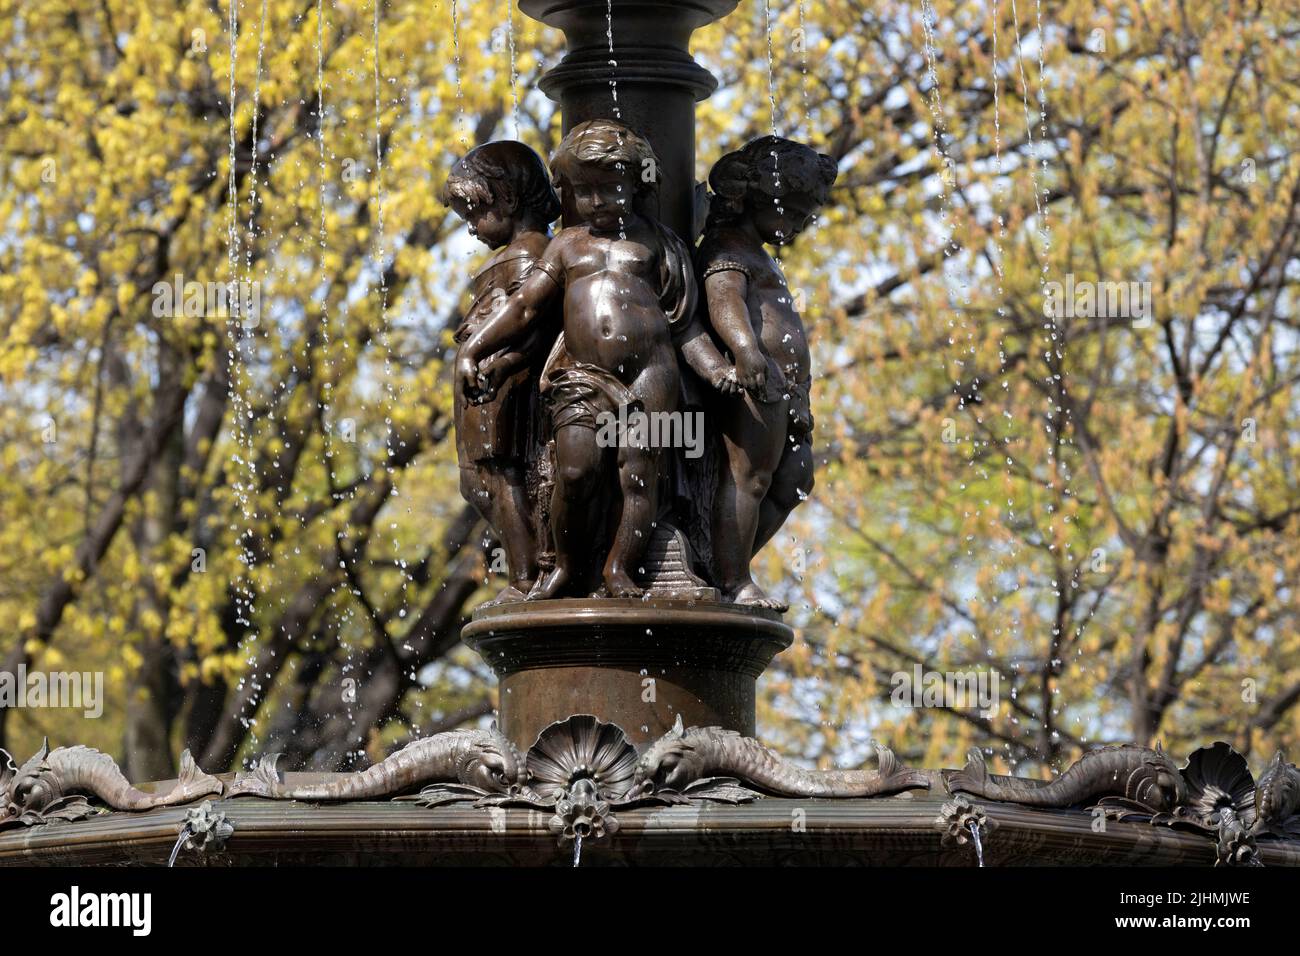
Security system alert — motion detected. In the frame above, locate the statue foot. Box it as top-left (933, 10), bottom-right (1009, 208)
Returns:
top-left (485, 583), bottom-right (530, 606)
top-left (604, 569), bottom-right (644, 599)
top-left (727, 582), bottom-right (788, 612)
top-left (527, 567), bottom-right (571, 600)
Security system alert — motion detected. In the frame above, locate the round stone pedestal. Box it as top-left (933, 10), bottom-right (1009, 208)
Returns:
top-left (462, 599), bottom-right (793, 750)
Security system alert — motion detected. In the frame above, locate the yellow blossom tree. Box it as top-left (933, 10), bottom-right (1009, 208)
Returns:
top-left (1, 0), bottom-right (1297, 784)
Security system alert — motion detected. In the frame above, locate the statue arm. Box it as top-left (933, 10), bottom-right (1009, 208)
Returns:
top-left (459, 254), bottom-right (562, 395)
top-left (675, 312), bottom-right (740, 394)
top-left (474, 321), bottom-right (548, 393)
top-left (703, 268), bottom-right (766, 393)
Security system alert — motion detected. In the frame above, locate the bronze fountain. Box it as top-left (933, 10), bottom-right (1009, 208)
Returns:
top-left (2, 0), bottom-right (1299, 869)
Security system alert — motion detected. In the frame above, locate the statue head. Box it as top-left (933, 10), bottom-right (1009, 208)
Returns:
top-left (5, 739), bottom-right (62, 814)
top-left (1255, 750), bottom-right (1296, 823)
top-left (440, 140), bottom-right (561, 248)
top-left (549, 119), bottom-right (658, 233)
top-left (1130, 743), bottom-right (1187, 812)
top-left (705, 135), bottom-right (838, 245)
top-left (632, 718), bottom-right (703, 793)
top-left (458, 728), bottom-right (524, 794)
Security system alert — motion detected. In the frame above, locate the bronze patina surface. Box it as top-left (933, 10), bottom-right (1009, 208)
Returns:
top-left (462, 599), bottom-right (792, 748)
top-left (5, 727), bottom-right (1299, 866)
top-left (520, 0), bottom-right (739, 239)
top-left (6, 791), bottom-right (1299, 868)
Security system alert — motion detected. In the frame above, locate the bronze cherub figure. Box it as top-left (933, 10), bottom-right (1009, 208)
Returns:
top-left (688, 136), bottom-right (838, 609)
top-left (441, 141), bottom-right (562, 603)
top-left (459, 119), bottom-right (696, 600)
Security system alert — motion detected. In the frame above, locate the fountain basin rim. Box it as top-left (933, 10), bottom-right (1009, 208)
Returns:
top-left (464, 597), bottom-right (794, 645)
top-left (6, 792), bottom-right (1297, 867)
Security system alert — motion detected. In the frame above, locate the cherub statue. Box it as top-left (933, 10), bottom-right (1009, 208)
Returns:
top-left (441, 141), bottom-right (562, 603)
top-left (689, 136), bottom-right (837, 609)
top-left (459, 119), bottom-right (695, 600)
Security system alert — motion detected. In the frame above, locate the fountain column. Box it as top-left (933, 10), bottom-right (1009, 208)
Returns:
top-left (518, 0), bottom-right (738, 239)
top-left (463, 0), bottom-right (792, 753)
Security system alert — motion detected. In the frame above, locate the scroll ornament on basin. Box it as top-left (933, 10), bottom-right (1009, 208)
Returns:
top-left (944, 741), bottom-right (1300, 865)
top-left (0, 740), bottom-right (222, 832)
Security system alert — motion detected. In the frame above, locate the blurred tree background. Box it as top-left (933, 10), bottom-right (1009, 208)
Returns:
top-left (1, 0), bottom-right (1297, 782)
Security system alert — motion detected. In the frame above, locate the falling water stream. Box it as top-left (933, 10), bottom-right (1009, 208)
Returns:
top-left (372, 0), bottom-right (391, 451)
top-left (984, 0), bottom-right (1024, 747)
top-left (450, 0), bottom-right (468, 146)
top-left (572, 833), bottom-right (583, 867)
top-left (313, 0), bottom-right (362, 745)
top-left (919, 1), bottom-right (1036, 769)
top-left (505, 0), bottom-right (520, 137)
top-left (760, 0), bottom-right (787, 284)
top-left (761, 0), bottom-right (780, 138)
top-left (918, 0), bottom-right (976, 562)
top-left (1007, 0), bottom-right (1081, 755)
top-left (796, 0), bottom-right (810, 134)
top-left (603, 2), bottom-right (628, 245)
top-left (244, 0), bottom-right (267, 269)
top-left (226, 0), bottom-right (268, 752)
top-left (967, 820), bottom-right (985, 866)
top-left (167, 826), bottom-right (190, 868)
top-left (226, 0), bottom-right (242, 628)
top-left (371, 0), bottom-right (414, 628)
top-left (605, 0), bottom-right (621, 120)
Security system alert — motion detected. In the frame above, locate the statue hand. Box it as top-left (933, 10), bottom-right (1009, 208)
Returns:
top-left (460, 356), bottom-right (499, 405)
top-left (710, 366), bottom-right (742, 395)
top-left (458, 355), bottom-right (484, 401)
top-left (473, 354), bottom-right (509, 403)
top-left (735, 348), bottom-right (767, 393)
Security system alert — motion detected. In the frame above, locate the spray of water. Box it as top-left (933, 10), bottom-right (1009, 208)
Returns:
top-left (244, 0), bottom-right (268, 274)
top-left (1026, 0), bottom-right (1083, 754)
top-left (916, 1), bottom-right (968, 400)
top-left (762, 0), bottom-right (780, 138)
top-left (919, 3), bottom-right (1004, 761)
top-left (983, 0), bottom-right (1024, 754)
top-left (1007, 0), bottom-right (1049, 261)
top-left (605, 0), bottom-right (621, 120)
top-left (236, 0), bottom-right (272, 752)
top-left (371, 0), bottom-right (415, 633)
top-left (224, 0), bottom-right (268, 752)
top-left (796, 0), bottom-right (811, 135)
top-left (313, 0), bottom-right (361, 745)
top-left (760, 0), bottom-right (787, 262)
top-left (450, 0), bottom-right (468, 145)
top-left (505, 0), bottom-right (520, 137)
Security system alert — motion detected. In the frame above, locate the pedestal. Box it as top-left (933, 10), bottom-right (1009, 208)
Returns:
top-left (519, 0), bottom-right (739, 239)
top-left (462, 599), bottom-right (793, 750)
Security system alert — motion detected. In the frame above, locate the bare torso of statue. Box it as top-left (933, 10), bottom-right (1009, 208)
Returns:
top-left (550, 218), bottom-right (676, 387)
top-left (709, 225), bottom-right (813, 394)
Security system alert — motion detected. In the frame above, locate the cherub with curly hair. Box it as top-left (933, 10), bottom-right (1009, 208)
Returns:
top-left (690, 136), bottom-right (837, 609)
top-left (441, 140), bottom-right (561, 603)
top-left (459, 119), bottom-right (696, 600)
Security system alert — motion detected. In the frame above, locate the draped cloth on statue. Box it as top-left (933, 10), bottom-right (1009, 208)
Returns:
top-left (454, 253), bottom-right (544, 462)
top-left (538, 220), bottom-right (697, 433)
